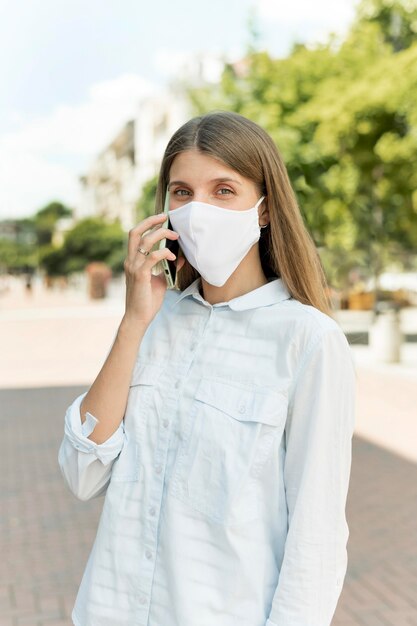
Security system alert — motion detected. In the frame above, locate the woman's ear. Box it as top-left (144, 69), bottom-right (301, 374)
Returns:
top-left (259, 197), bottom-right (270, 227)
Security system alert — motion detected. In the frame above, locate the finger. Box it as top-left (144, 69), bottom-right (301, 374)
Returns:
top-left (134, 246), bottom-right (176, 273)
top-left (137, 227), bottom-right (179, 254)
top-left (127, 214), bottom-right (168, 259)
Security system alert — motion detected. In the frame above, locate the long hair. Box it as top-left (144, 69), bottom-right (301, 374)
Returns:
top-left (154, 110), bottom-right (332, 316)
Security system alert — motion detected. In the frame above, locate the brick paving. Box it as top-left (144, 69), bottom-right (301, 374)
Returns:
top-left (1, 384), bottom-right (416, 626)
top-left (1, 276), bottom-right (417, 625)
top-left (339, 438), bottom-right (417, 625)
top-left (0, 386), bottom-right (102, 626)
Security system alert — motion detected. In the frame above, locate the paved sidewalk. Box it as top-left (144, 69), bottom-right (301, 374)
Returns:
top-left (0, 386), bottom-right (102, 626)
top-left (340, 438), bottom-right (417, 626)
top-left (1, 276), bottom-right (416, 625)
top-left (2, 277), bottom-right (416, 464)
top-left (1, 385), bottom-right (416, 626)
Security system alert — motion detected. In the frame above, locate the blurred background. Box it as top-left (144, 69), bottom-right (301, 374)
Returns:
top-left (0, 0), bottom-right (416, 624)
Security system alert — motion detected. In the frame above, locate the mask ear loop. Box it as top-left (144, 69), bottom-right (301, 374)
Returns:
top-left (257, 196), bottom-right (269, 229)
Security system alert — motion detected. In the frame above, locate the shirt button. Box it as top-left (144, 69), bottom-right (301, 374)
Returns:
top-left (155, 464), bottom-right (162, 474)
top-left (139, 594), bottom-right (146, 605)
top-left (238, 404), bottom-right (246, 413)
top-left (149, 506), bottom-right (156, 516)
top-left (145, 549), bottom-right (152, 559)
top-left (162, 419), bottom-right (169, 429)
top-left (190, 342), bottom-right (197, 350)
top-left (174, 380), bottom-right (181, 388)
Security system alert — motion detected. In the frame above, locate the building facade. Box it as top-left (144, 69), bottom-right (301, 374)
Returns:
top-left (77, 90), bottom-right (192, 231)
top-left (77, 52), bottom-right (226, 230)
top-left (77, 120), bottom-right (137, 230)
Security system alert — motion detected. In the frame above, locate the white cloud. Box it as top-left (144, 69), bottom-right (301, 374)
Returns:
top-left (153, 49), bottom-right (229, 83)
top-left (0, 152), bottom-right (79, 219)
top-left (153, 49), bottom-right (193, 78)
top-left (0, 73), bottom-right (156, 220)
top-left (258, 0), bottom-right (356, 23)
top-left (257, 0), bottom-right (358, 45)
top-left (256, 0), bottom-right (359, 56)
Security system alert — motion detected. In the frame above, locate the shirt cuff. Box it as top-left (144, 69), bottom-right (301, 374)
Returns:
top-left (64, 391), bottom-right (126, 465)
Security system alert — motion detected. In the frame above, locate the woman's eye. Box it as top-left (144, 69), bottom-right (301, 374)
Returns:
top-left (174, 189), bottom-right (190, 196)
top-left (218, 188), bottom-right (233, 195)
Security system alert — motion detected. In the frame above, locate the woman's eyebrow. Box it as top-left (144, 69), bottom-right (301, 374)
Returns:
top-left (168, 177), bottom-right (242, 189)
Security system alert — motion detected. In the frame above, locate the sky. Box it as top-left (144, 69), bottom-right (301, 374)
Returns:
top-left (0, 0), bottom-right (358, 221)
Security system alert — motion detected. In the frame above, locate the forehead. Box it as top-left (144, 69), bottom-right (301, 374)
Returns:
top-left (169, 149), bottom-right (243, 182)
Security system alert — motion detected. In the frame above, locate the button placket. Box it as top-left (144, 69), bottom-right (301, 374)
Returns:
top-left (140, 353), bottom-right (198, 615)
top-left (132, 362), bottom-right (188, 622)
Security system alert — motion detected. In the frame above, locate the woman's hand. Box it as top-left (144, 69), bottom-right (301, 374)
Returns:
top-left (122, 214), bottom-right (185, 329)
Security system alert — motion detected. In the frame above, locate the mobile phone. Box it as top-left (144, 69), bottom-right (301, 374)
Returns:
top-left (157, 190), bottom-right (179, 289)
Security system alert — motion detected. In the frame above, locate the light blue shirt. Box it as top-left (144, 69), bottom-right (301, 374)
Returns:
top-left (58, 276), bottom-right (356, 626)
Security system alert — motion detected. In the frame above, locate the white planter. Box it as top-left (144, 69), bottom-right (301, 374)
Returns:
top-left (368, 310), bottom-right (403, 363)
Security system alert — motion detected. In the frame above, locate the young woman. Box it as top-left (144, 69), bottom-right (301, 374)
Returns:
top-left (59, 110), bottom-right (356, 626)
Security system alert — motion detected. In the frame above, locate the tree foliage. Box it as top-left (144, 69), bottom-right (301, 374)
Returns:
top-left (135, 175), bottom-right (158, 223)
top-left (33, 201), bottom-right (73, 246)
top-left (0, 238), bottom-right (37, 273)
top-left (186, 0), bottom-right (417, 290)
top-left (356, 0), bottom-right (417, 51)
top-left (39, 217), bottom-right (126, 277)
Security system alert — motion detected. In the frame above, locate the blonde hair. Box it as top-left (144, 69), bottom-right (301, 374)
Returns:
top-left (155, 110), bottom-right (332, 316)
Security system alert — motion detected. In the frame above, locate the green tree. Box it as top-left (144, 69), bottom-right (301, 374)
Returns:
top-left (38, 244), bottom-right (69, 277)
top-left (0, 238), bottom-right (37, 273)
top-left (294, 37), bottom-right (417, 290)
top-left (0, 202), bottom-right (73, 273)
top-left (33, 201), bottom-right (73, 246)
top-left (355, 0), bottom-right (417, 51)
top-left (185, 1), bottom-right (417, 293)
top-left (39, 217), bottom-right (126, 277)
top-left (135, 175), bottom-right (158, 223)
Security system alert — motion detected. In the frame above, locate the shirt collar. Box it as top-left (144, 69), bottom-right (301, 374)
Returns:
top-left (170, 276), bottom-right (292, 311)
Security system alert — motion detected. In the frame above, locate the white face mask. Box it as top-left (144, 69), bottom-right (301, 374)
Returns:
top-left (168, 196), bottom-right (266, 287)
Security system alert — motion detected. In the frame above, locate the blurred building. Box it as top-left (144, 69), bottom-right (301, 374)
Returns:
top-left (76, 51), bottom-right (225, 231)
top-left (134, 87), bottom-right (192, 204)
top-left (77, 93), bottom-right (191, 231)
top-left (0, 219), bottom-right (36, 246)
top-left (77, 120), bottom-right (137, 230)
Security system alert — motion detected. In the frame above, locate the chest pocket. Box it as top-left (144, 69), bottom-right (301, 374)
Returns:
top-left (111, 362), bottom-right (162, 482)
top-left (170, 377), bottom-right (288, 525)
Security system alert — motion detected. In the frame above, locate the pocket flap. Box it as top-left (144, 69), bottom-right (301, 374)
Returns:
top-left (195, 378), bottom-right (288, 427)
top-left (129, 362), bottom-right (163, 387)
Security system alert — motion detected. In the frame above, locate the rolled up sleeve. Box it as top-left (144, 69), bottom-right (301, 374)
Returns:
top-left (266, 327), bottom-right (357, 626)
top-left (58, 391), bottom-right (126, 501)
